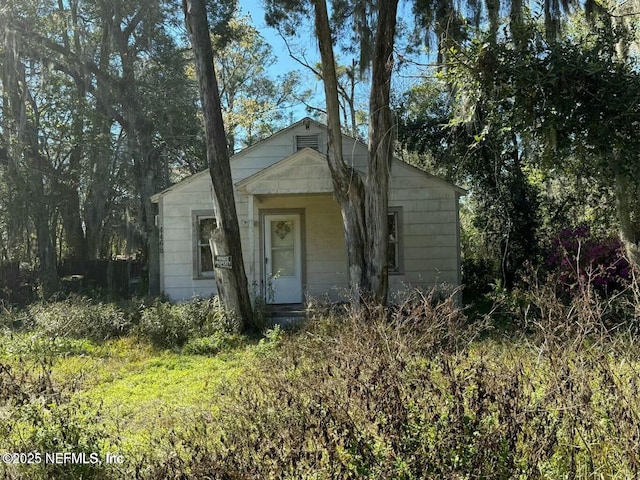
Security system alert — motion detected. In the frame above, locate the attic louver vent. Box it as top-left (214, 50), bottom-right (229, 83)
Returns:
top-left (296, 134), bottom-right (320, 151)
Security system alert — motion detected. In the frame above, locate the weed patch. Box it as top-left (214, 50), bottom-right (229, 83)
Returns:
top-left (146, 288), bottom-right (640, 479)
top-left (2, 286), bottom-right (640, 478)
top-left (30, 295), bottom-right (132, 341)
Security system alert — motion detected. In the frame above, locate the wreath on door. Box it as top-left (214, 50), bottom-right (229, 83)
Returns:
top-left (274, 221), bottom-right (292, 240)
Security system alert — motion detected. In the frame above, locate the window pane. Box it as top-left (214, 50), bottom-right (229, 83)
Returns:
top-left (388, 213), bottom-right (397, 242)
top-left (388, 243), bottom-right (397, 270)
top-left (272, 248), bottom-right (294, 276)
top-left (388, 211), bottom-right (399, 272)
top-left (199, 218), bottom-right (216, 244)
top-left (271, 220), bottom-right (294, 247)
top-left (200, 245), bottom-right (214, 273)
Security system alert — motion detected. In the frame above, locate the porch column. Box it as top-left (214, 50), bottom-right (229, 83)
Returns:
top-left (247, 193), bottom-right (257, 298)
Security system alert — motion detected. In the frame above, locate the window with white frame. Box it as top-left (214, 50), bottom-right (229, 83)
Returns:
top-left (192, 211), bottom-right (216, 278)
top-left (388, 208), bottom-right (403, 274)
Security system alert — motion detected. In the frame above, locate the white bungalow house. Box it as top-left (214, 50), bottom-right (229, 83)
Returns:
top-left (151, 118), bottom-right (465, 304)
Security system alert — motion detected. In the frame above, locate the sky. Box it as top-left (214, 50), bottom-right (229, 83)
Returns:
top-left (236, 0), bottom-right (322, 121)
top-left (236, 0), bottom-right (317, 66)
top-left (233, 1), bottom-right (432, 124)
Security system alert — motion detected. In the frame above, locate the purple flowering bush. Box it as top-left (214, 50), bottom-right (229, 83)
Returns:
top-left (546, 224), bottom-right (631, 294)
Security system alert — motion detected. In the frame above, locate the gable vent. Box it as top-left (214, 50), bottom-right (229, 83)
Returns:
top-left (296, 134), bottom-right (320, 151)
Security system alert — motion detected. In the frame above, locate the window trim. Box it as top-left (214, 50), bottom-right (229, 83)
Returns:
top-left (192, 210), bottom-right (216, 280)
top-left (388, 207), bottom-right (404, 275)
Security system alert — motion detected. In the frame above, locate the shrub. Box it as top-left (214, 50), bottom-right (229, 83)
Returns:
top-left (0, 303), bottom-right (25, 331)
top-left (2, 401), bottom-right (108, 480)
top-left (142, 290), bottom-right (505, 479)
top-left (494, 260), bottom-right (639, 345)
top-left (137, 296), bottom-right (239, 349)
top-left (138, 301), bottom-right (190, 348)
top-left (253, 325), bottom-right (283, 356)
top-left (546, 224), bottom-right (630, 294)
top-left (462, 256), bottom-right (499, 299)
top-left (0, 357), bottom-right (90, 480)
top-left (177, 296), bottom-right (240, 335)
top-left (30, 296), bottom-right (131, 341)
top-left (115, 295), bottom-right (160, 326)
top-left (1, 332), bottom-right (95, 358)
top-left (389, 287), bottom-right (483, 354)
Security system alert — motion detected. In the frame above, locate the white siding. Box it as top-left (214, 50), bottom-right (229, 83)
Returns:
top-left (155, 120), bottom-right (463, 302)
top-left (158, 174), bottom-right (249, 302)
top-left (230, 123), bottom-right (369, 181)
top-left (254, 195), bottom-right (348, 302)
top-left (239, 148), bottom-right (334, 196)
top-left (388, 162), bottom-right (461, 297)
top-left (231, 124), bottom-right (327, 182)
top-left (159, 174), bottom-right (217, 301)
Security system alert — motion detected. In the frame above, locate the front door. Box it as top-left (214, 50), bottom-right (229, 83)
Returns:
top-left (264, 213), bottom-right (302, 304)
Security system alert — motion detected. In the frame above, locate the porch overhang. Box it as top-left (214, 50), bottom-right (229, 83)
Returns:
top-left (236, 147), bottom-right (336, 197)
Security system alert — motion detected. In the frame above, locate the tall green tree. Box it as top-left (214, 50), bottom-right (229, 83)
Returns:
top-left (398, 75), bottom-right (542, 288)
top-left (0, 30), bottom-right (59, 295)
top-left (1, 0), bottom-right (203, 294)
top-left (443, 11), bottom-right (640, 271)
top-left (183, 0), bottom-right (256, 331)
top-left (398, 0), bottom-right (593, 288)
top-left (213, 15), bottom-right (300, 152)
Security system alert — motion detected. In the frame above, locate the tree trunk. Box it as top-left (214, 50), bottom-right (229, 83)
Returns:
top-left (57, 1), bottom-right (88, 263)
top-left (312, 0), bottom-right (368, 306)
top-left (33, 193), bottom-right (59, 298)
top-left (2, 30), bottom-right (59, 297)
top-left (183, 0), bottom-right (255, 331)
top-left (615, 172), bottom-right (640, 269)
top-left (84, 26), bottom-right (114, 260)
top-left (58, 179), bottom-right (87, 262)
top-left (108, 4), bottom-right (162, 295)
top-left (312, 0), bottom-right (398, 308)
top-left (365, 0), bottom-right (398, 303)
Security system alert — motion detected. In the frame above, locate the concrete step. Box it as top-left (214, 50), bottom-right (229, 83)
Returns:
top-left (268, 303), bottom-right (307, 327)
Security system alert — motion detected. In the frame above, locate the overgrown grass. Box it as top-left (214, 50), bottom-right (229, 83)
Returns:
top-left (1, 286), bottom-right (640, 479)
top-left (0, 330), bottom-right (255, 479)
top-left (0, 295), bottom-right (254, 479)
top-left (134, 287), bottom-right (640, 479)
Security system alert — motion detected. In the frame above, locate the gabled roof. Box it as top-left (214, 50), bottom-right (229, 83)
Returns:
top-left (236, 147), bottom-right (335, 195)
top-left (393, 160), bottom-right (467, 195)
top-left (151, 116), bottom-right (465, 203)
top-left (151, 117), bottom-right (325, 203)
top-left (151, 169), bottom-right (209, 202)
top-left (227, 116), bottom-right (327, 160)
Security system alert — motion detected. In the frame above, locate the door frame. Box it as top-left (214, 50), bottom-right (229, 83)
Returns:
top-left (259, 208), bottom-right (306, 304)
